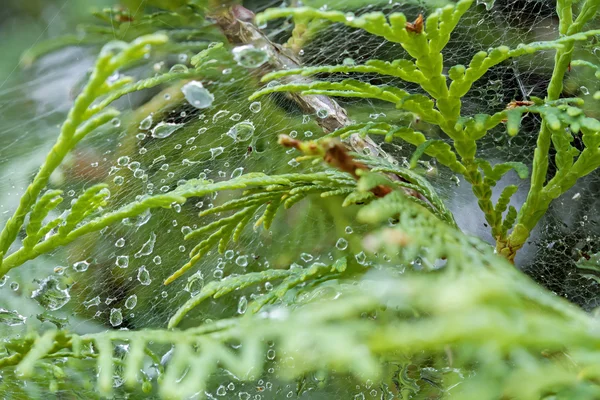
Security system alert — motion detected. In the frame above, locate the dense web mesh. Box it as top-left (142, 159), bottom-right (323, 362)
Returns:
top-left (0, 0), bottom-right (599, 397)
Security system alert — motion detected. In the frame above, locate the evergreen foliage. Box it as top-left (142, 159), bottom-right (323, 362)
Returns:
top-left (1, 0), bottom-right (600, 398)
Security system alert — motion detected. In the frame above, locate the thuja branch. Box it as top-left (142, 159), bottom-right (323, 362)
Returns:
top-left (500, 0), bottom-right (600, 260)
top-left (0, 34), bottom-right (168, 259)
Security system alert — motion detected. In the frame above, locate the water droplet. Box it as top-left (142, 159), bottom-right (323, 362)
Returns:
top-left (125, 294), bottom-right (137, 309)
top-left (73, 260), bottom-right (90, 272)
top-left (115, 255), bottom-right (129, 268)
top-left (476, 0), bottom-right (495, 10)
top-left (581, 86), bottom-right (590, 95)
top-left (10, 282), bottom-right (19, 291)
top-left (250, 101), bottom-right (262, 113)
top-left (232, 45), bottom-right (269, 68)
top-left (336, 238), bottom-right (348, 250)
top-left (151, 122), bottom-right (183, 139)
top-left (345, 226), bottom-right (354, 234)
top-left (214, 385), bottom-right (226, 396)
top-left (0, 308), bottom-right (26, 326)
top-left (111, 118), bottom-right (121, 127)
top-left (110, 308), bottom-right (123, 327)
top-left (135, 232), bottom-right (156, 258)
top-left (210, 147), bottom-right (224, 159)
top-left (181, 81), bottom-right (214, 109)
top-left (231, 167), bottom-right (244, 178)
top-left (225, 250), bottom-right (234, 259)
top-left (83, 296), bottom-right (101, 308)
top-left (139, 115), bottom-right (153, 130)
top-left (137, 266), bottom-right (152, 285)
top-left (237, 296), bottom-right (248, 314)
top-left (287, 159), bottom-right (299, 167)
top-left (355, 251), bottom-right (367, 264)
top-left (236, 255), bottom-right (248, 267)
top-left (184, 271), bottom-right (204, 296)
top-left (300, 253), bottom-right (313, 262)
top-left (316, 108), bottom-right (329, 118)
top-left (169, 64), bottom-right (188, 73)
top-left (31, 276), bottom-right (71, 311)
top-left (227, 120), bottom-right (255, 142)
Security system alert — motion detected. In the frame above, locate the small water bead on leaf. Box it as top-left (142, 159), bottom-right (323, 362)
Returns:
top-left (139, 115), bottom-right (153, 130)
top-left (210, 147), bottom-right (224, 159)
top-left (125, 294), bottom-right (137, 310)
top-left (581, 86), bottom-right (590, 95)
top-left (134, 232), bottom-right (156, 258)
top-left (232, 45), bottom-right (269, 68)
top-left (115, 255), bottom-right (129, 268)
top-left (169, 64), bottom-right (188, 74)
top-left (237, 296), bottom-right (248, 314)
top-left (54, 266), bottom-right (65, 275)
top-left (73, 260), bottom-right (90, 272)
top-left (137, 266), bottom-right (152, 285)
top-left (250, 101), bottom-right (262, 113)
top-left (225, 250), bottom-right (235, 259)
top-left (10, 282), bottom-right (19, 291)
top-left (182, 81), bottom-right (214, 109)
top-left (0, 275), bottom-right (7, 287)
top-left (113, 176), bottom-right (124, 185)
top-left (345, 226), bottom-right (353, 234)
top-left (236, 255), bottom-right (248, 267)
top-left (287, 159), bottom-right (300, 167)
top-left (109, 308), bottom-right (123, 327)
top-left (31, 276), bottom-right (71, 311)
top-left (83, 296), bottom-right (101, 308)
top-left (151, 122), bottom-right (183, 139)
top-left (230, 113), bottom-right (242, 122)
top-left (153, 256), bottom-right (162, 265)
top-left (304, 131), bottom-right (313, 138)
top-left (0, 308), bottom-right (26, 326)
top-left (336, 238), bottom-right (348, 250)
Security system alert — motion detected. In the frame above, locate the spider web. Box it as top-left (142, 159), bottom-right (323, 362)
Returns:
top-left (0, 0), bottom-right (599, 398)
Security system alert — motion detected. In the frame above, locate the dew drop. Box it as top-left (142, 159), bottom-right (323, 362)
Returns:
top-left (169, 64), bottom-right (188, 73)
top-left (137, 266), bottom-right (152, 285)
top-left (83, 296), bottom-right (101, 308)
top-left (232, 45), bottom-right (269, 68)
top-left (227, 120), bottom-right (255, 142)
top-left (109, 308), bottom-right (123, 327)
top-left (250, 101), bottom-right (262, 113)
top-left (125, 294), bottom-right (138, 309)
top-left (31, 276), bottom-right (71, 311)
top-left (210, 147), bottom-right (224, 159)
top-left (151, 122), bottom-right (183, 139)
top-left (139, 115), bottom-right (153, 130)
top-left (181, 81), bottom-right (214, 109)
top-left (316, 108), bottom-right (329, 118)
top-left (73, 260), bottom-right (90, 272)
top-left (0, 308), bottom-right (26, 326)
top-left (227, 168), bottom-right (243, 180)
top-left (236, 255), bottom-right (248, 267)
top-left (184, 271), bottom-right (204, 296)
top-left (336, 238), bottom-right (348, 250)
top-left (237, 296), bottom-right (248, 314)
top-left (134, 232), bottom-right (156, 258)
top-left (115, 255), bottom-right (129, 269)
